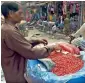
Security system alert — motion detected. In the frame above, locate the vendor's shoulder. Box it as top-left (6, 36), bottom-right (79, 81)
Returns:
top-left (1, 23), bottom-right (16, 33)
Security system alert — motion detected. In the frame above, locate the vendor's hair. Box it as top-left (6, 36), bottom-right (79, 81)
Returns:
top-left (1, 2), bottom-right (19, 18)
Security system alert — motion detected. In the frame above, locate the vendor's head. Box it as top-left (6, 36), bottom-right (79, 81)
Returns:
top-left (1, 2), bottom-right (24, 24)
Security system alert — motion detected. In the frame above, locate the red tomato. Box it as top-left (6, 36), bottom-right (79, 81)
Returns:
top-left (48, 50), bottom-right (84, 76)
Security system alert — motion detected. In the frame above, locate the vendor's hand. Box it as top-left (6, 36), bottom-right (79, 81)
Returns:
top-left (38, 39), bottom-right (48, 45)
top-left (30, 39), bottom-right (48, 47)
top-left (69, 35), bottom-right (75, 44)
top-left (45, 44), bottom-right (62, 53)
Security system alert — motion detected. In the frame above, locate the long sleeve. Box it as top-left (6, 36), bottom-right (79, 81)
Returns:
top-left (25, 38), bottom-right (42, 47)
top-left (4, 29), bottom-right (48, 59)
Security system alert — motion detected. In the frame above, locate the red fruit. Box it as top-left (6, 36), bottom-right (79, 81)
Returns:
top-left (48, 50), bottom-right (84, 76)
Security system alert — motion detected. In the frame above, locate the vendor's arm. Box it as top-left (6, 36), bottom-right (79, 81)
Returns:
top-left (28, 39), bottom-right (48, 47)
top-left (4, 30), bottom-right (51, 59)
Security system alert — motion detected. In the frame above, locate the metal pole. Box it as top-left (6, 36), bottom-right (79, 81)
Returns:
top-left (80, 1), bottom-right (83, 26)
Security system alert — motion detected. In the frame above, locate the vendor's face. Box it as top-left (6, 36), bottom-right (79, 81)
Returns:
top-left (9, 8), bottom-right (24, 23)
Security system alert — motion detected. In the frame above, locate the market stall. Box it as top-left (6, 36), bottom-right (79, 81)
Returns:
top-left (26, 42), bottom-right (85, 83)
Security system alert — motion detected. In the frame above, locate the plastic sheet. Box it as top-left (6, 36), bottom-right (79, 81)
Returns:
top-left (26, 55), bottom-right (85, 83)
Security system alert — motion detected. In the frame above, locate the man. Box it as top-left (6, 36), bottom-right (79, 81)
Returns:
top-left (63, 15), bottom-right (70, 36)
top-left (1, 2), bottom-right (61, 83)
top-left (70, 23), bottom-right (85, 50)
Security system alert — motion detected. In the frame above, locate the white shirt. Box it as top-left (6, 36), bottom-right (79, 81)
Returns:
top-left (73, 23), bottom-right (85, 39)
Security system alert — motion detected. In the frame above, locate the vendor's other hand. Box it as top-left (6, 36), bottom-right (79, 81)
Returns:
top-left (38, 39), bottom-right (48, 45)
